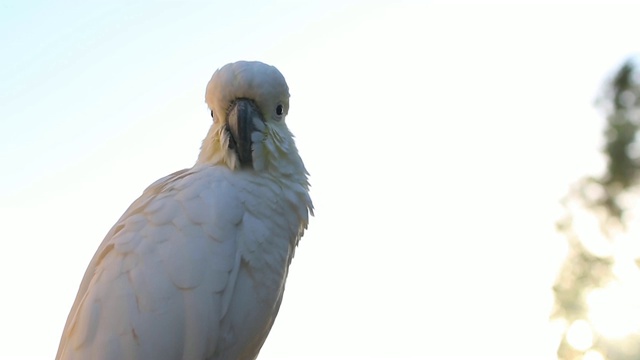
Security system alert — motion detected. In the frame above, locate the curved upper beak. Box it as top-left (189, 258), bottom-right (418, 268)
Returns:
top-left (227, 99), bottom-right (264, 168)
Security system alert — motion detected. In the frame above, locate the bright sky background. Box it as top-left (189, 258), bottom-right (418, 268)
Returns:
top-left (1, 1), bottom-right (640, 359)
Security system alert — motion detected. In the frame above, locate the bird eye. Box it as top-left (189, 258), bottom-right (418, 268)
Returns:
top-left (275, 104), bottom-right (284, 116)
top-left (210, 110), bottom-right (214, 118)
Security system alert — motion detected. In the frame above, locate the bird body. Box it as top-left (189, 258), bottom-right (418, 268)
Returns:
top-left (56, 61), bottom-right (312, 360)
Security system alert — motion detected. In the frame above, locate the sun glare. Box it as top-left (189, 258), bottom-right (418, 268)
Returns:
top-left (587, 282), bottom-right (640, 339)
top-left (570, 206), bottom-right (613, 257)
top-left (585, 226), bottom-right (640, 341)
top-left (566, 320), bottom-right (593, 352)
top-left (583, 349), bottom-right (606, 360)
top-left (567, 192), bottom-right (640, 349)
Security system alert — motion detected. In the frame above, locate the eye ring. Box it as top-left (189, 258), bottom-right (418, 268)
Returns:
top-left (275, 104), bottom-right (284, 116)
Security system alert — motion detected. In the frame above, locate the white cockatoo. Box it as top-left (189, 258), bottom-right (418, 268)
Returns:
top-left (56, 61), bottom-right (313, 360)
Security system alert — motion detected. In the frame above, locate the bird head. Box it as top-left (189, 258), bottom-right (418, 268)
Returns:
top-left (198, 61), bottom-right (306, 181)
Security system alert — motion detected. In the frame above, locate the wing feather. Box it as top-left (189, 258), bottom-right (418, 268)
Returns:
top-left (57, 168), bottom-right (243, 360)
top-left (57, 165), bottom-right (309, 360)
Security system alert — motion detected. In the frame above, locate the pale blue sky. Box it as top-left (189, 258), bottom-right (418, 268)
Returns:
top-left (1, 1), bottom-right (640, 359)
top-left (0, 1), bottom-right (353, 194)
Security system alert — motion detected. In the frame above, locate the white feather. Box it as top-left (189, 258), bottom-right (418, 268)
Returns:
top-left (57, 61), bottom-right (313, 360)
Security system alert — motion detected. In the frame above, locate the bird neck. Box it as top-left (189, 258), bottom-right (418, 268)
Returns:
top-left (196, 122), bottom-right (311, 192)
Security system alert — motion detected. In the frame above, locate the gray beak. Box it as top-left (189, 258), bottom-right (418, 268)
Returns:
top-left (227, 99), bottom-right (263, 168)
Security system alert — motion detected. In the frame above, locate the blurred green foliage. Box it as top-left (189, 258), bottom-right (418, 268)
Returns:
top-left (553, 59), bottom-right (640, 360)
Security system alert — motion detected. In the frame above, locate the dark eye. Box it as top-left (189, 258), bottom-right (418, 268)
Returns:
top-left (210, 110), bottom-right (214, 118)
top-left (275, 104), bottom-right (284, 116)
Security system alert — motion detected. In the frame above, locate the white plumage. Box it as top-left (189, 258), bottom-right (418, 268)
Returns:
top-left (56, 61), bottom-right (313, 360)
